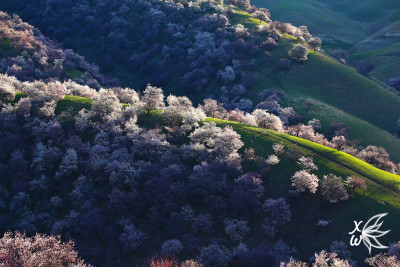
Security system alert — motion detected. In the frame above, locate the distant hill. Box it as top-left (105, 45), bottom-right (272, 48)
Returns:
top-left (252, 0), bottom-right (400, 85)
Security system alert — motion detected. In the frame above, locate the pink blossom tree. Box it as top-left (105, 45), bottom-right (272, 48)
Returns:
top-left (0, 231), bottom-right (89, 267)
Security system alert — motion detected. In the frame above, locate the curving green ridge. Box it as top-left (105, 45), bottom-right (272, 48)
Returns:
top-left (205, 118), bottom-right (400, 208)
top-left (31, 94), bottom-right (400, 210)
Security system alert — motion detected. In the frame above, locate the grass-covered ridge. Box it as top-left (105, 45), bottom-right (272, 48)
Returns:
top-left (205, 118), bottom-right (400, 261)
top-left (205, 118), bottom-right (400, 208)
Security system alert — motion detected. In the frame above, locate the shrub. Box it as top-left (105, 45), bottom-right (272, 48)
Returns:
top-left (0, 80), bottom-right (16, 104)
top-left (297, 156), bottom-right (318, 172)
top-left (197, 243), bottom-right (231, 267)
top-left (224, 219), bottom-right (250, 242)
top-left (288, 45), bottom-right (308, 62)
top-left (272, 143), bottom-right (285, 155)
top-left (307, 37), bottom-right (322, 53)
top-left (147, 255), bottom-right (178, 267)
top-left (346, 177), bottom-right (367, 192)
top-left (320, 174), bottom-right (349, 203)
top-left (365, 252), bottom-right (400, 266)
top-left (162, 239), bottom-right (184, 256)
top-left (263, 198), bottom-right (291, 227)
top-left (252, 109), bottom-right (283, 131)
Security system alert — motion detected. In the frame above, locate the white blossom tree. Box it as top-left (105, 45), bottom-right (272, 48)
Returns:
top-left (92, 89), bottom-right (121, 121)
top-left (189, 121), bottom-right (223, 148)
top-left (234, 24), bottom-right (249, 38)
top-left (200, 99), bottom-right (227, 119)
top-left (213, 125), bottom-right (244, 158)
top-left (252, 109), bottom-right (283, 131)
top-left (297, 156), bottom-right (318, 172)
top-left (291, 170), bottom-right (319, 193)
top-left (332, 136), bottom-right (346, 151)
top-left (142, 84), bottom-right (165, 114)
top-left (0, 231), bottom-right (89, 267)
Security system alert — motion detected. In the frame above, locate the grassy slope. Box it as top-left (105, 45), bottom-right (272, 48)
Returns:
top-left (206, 8), bottom-right (400, 162)
top-left (276, 52), bottom-right (400, 133)
top-left (349, 43), bottom-right (400, 82)
top-left (206, 118), bottom-right (400, 260)
top-left (238, 28), bottom-right (400, 161)
top-left (251, 0), bottom-right (400, 88)
top-left (251, 0), bottom-right (366, 44)
top-left (245, 33), bottom-right (400, 133)
top-left (8, 6), bottom-right (400, 162)
top-left (252, 0), bottom-right (400, 42)
top-left (283, 97), bottom-right (400, 161)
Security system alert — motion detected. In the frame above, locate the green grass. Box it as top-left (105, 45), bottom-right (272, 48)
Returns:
top-left (13, 92), bottom-right (27, 103)
top-left (0, 37), bottom-right (14, 58)
top-left (251, 0), bottom-right (366, 43)
top-left (66, 69), bottom-right (84, 79)
top-left (283, 96), bottom-right (400, 162)
top-left (55, 95), bottom-right (92, 115)
top-left (241, 35), bottom-right (400, 160)
top-left (349, 44), bottom-right (400, 81)
top-left (276, 51), bottom-right (400, 133)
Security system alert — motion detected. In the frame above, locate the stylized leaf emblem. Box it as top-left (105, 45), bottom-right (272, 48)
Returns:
top-left (361, 213), bottom-right (390, 254)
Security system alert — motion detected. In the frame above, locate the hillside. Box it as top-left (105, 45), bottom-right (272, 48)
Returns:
top-left (2, 1), bottom-right (400, 266)
top-left (34, 93), bottom-right (400, 262)
top-left (207, 118), bottom-right (400, 261)
top-left (252, 0), bottom-right (400, 46)
top-left (251, 0), bottom-right (400, 87)
top-left (2, 1), bottom-right (399, 163)
top-left (227, 10), bottom-right (400, 161)
top-left (52, 93), bottom-right (400, 196)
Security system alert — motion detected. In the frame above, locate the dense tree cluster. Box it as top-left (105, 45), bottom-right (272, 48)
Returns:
top-left (0, 2), bottom-right (398, 266)
top-left (0, 0), bottom-right (314, 112)
top-left (0, 74), bottom-right (303, 266)
top-left (0, 11), bottom-right (116, 88)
